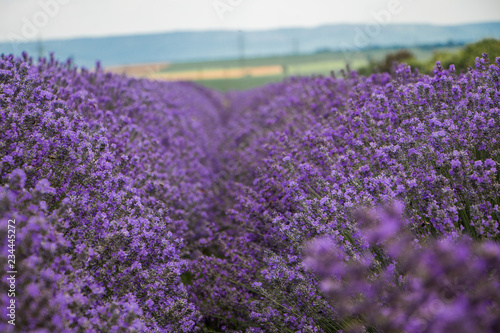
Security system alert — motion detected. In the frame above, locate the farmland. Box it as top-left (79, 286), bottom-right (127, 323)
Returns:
top-left (107, 45), bottom-right (462, 91)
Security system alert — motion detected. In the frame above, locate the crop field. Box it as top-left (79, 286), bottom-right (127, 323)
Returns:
top-left (151, 65), bottom-right (283, 81)
top-left (1, 50), bottom-right (499, 333)
top-left (161, 46), bottom-right (461, 91)
top-left (104, 45), bottom-right (462, 91)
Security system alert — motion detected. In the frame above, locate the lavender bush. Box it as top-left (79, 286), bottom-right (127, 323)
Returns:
top-left (190, 56), bottom-right (500, 331)
top-left (1, 52), bottom-right (499, 332)
top-left (0, 53), bottom-right (222, 332)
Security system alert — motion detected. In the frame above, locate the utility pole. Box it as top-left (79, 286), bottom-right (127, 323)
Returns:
top-left (292, 37), bottom-right (300, 56)
top-left (37, 36), bottom-right (45, 59)
top-left (238, 30), bottom-right (245, 69)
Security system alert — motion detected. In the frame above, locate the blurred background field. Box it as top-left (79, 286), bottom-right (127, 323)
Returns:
top-left (144, 44), bottom-right (464, 91)
top-left (105, 40), bottom-right (499, 91)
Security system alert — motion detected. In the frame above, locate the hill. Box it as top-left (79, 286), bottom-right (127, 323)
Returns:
top-left (1, 22), bottom-right (499, 67)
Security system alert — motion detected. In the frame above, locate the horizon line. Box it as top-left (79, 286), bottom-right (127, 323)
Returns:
top-left (1, 20), bottom-right (499, 45)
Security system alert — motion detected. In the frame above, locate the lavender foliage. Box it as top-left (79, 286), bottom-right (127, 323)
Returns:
top-left (1, 52), bottom-right (499, 332)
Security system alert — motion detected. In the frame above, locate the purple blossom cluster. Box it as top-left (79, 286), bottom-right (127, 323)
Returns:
top-left (0, 53), bottom-right (225, 332)
top-left (190, 56), bottom-right (500, 331)
top-left (304, 201), bottom-right (500, 332)
top-left (1, 52), bottom-right (500, 332)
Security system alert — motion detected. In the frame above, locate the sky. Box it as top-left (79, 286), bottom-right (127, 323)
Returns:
top-left (1, 0), bottom-right (500, 42)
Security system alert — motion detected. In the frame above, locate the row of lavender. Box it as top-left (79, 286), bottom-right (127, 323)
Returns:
top-left (0, 53), bottom-right (227, 332)
top-left (1, 52), bottom-right (499, 332)
top-left (193, 58), bottom-right (500, 332)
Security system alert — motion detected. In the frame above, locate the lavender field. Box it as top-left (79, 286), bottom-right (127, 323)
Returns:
top-left (1, 52), bottom-right (500, 332)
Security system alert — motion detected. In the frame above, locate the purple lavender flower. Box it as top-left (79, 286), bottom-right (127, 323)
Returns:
top-left (2, 51), bottom-right (500, 332)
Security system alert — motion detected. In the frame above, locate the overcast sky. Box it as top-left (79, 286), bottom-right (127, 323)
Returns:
top-left (1, 0), bottom-right (500, 42)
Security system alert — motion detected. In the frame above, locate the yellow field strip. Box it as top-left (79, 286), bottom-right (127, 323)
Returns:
top-left (107, 63), bottom-right (171, 77)
top-left (150, 65), bottom-right (283, 81)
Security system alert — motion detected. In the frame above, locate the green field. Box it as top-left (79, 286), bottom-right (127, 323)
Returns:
top-left (160, 46), bottom-right (462, 91)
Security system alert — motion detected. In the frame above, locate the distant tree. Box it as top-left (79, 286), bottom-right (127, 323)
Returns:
top-left (377, 49), bottom-right (415, 73)
top-left (418, 50), bottom-right (456, 73)
top-left (423, 39), bottom-right (500, 73)
top-left (358, 49), bottom-right (415, 75)
top-left (443, 38), bottom-right (500, 72)
top-left (357, 39), bottom-right (500, 77)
